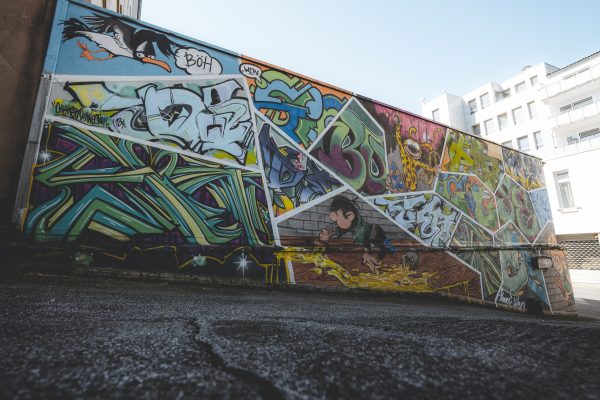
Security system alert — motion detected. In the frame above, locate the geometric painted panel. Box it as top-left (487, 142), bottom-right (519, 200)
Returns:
top-left (436, 172), bottom-right (499, 231)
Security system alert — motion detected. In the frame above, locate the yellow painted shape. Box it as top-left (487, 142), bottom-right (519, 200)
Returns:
top-left (88, 221), bottom-right (130, 241)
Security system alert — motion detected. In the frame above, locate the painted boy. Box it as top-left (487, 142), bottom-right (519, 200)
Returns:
top-left (315, 195), bottom-right (386, 271)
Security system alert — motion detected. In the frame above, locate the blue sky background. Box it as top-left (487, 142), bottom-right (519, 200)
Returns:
top-left (141, 0), bottom-right (599, 114)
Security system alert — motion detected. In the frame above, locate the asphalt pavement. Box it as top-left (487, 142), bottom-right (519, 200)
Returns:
top-left (571, 269), bottom-right (600, 319)
top-left (1, 273), bottom-right (599, 399)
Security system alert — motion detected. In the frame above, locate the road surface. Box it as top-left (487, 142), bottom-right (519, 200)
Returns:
top-left (1, 274), bottom-right (599, 399)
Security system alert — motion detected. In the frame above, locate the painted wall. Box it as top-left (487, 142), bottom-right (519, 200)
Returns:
top-left (14, 0), bottom-right (575, 314)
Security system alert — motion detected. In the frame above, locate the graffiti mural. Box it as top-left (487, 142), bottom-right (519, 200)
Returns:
top-left (23, 121), bottom-right (273, 246)
top-left (360, 101), bottom-right (446, 193)
top-left (374, 194), bottom-right (460, 247)
top-left (242, 59), bottom-right (349, 148)
top-left (496, 175), bottom-right (541, 242)
top-left (451, 218), bottom-right (500, 300)
top-left (277, 191), bottom-right (480, 297)
top-left (502, 148), bottom-right (546, 190)
top-left (436, 173), bottom-right (499, 231)
top-left (495, 223), bottom-right (550, 310)
top-left (441, 130), bottom-right (504, 191)
top-left (13, 0), bottom-right (574, 314)
top-left (310, 99), bottom-right (387, 196)
top-left (257, 116), bottom-right (342, 217)
top-left (49, 78), bottom-right (256, 166)
top-left (54, 3), bottom-right (239, 75)
top-left (529, 188), bottom-right (552, 229)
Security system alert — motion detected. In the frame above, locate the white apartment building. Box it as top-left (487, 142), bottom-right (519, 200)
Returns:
top-left (422, 52), bottom-right (600, 269)
top-left (85, 0), bottom-right (142, 18)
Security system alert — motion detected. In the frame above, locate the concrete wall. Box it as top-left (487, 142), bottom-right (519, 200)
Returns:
top-left (12, 0), bottom-right (576, 314)
top-left (0, 0), bottom-right (56, 233)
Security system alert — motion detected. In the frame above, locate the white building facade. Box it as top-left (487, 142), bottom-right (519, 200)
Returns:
top-left (86, 0), bottom-right (142, 18)
top-left (422, 52), bottom-right (600, 269)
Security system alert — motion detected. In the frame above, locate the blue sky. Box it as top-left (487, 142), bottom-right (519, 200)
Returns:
top-left (141, 0), bottom-right (599, 114)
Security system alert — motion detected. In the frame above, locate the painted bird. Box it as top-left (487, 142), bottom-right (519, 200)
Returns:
top-left (62, 14), bottom-right (175, 72)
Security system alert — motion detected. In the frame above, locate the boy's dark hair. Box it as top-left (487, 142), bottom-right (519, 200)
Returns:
top-left (329, 195), bottom-right (359, 218)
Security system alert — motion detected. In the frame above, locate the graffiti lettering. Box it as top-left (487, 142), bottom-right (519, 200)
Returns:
top-left (502, 148), bottom-right (545, 190)
top-left (175, 47), bottom-right (223, 75)
top-left (442, 130), bottom-right (504, 191)
top-left (50, 78), bottom-right (255, 166)
top-left (239, 63), bottom-right (262, 81)
top-left (24, 122), bottom-right (272, 246)
top-left (376, 194), bottom-right (459, 246)
top-left (52, 100), bottom-right (112, 128)
top-left (247, 66), bottom-right (348, 147)
top-left (496, 175), bottom-right (541, 242)
top-left (310, 99), bottom-right (387, 195)
top-left (435, 173), bottom-right (499, 231)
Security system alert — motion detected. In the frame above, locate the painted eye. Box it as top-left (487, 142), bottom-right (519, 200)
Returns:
top-left (403, 138), bottom-right (423, 159)
top-left (135, 51), bottom-right (144, 58)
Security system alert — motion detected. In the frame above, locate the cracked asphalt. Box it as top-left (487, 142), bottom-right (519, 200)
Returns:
top-left (1, 274), bottom-right (599, 399)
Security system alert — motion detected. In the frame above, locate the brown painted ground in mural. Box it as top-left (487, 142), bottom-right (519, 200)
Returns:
top-left (283, 237), bottom-right (481, 299)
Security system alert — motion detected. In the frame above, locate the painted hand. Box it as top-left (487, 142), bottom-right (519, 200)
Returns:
top-left (319, 227), bottom-right (332, 243)
top-left (362, 251), bottom-right (381, 272)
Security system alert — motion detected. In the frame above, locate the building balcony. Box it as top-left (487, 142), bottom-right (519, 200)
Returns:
top-left (552, 99), bottom-right (600, 128)
top-left (541, 63), bottom-right (600, 99)
top-left (552, 132), bottom-right (600, 155)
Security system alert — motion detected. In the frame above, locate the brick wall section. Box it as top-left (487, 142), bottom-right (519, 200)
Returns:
top-left (542, 266), bottom-right (577, 314)
top-left (278, 193), bottom-right (409, 241)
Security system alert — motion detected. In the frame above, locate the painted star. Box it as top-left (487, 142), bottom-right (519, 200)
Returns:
top-left (38, 150), bottom-right (52, 163)
top-left (234, 253), bottom-right (252, 278)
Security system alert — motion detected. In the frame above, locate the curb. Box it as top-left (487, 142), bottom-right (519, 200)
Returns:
top-left (3, 261), bottom-right (582, 319)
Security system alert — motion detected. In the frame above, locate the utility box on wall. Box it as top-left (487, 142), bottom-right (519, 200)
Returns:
top-left (13, 0), bottom-right (577, 315)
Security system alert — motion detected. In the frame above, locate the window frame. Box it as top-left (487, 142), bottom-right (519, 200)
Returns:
top-left (512, 106), bottom-right (524, 125)
top-left (530, 75), bottom-right (539, 86)
top-left (533, 131), bottom-right (543, 149)
top-left (517, 135), bottom-right (530, 151)
top-left (484, 118), bottom-right (495, 135)
top-left (515, 81), bottom-right (526, 93)
top-left (498, 113), bottom-right (508, 131)
top-left (527, 101), bottom-right (537, 119)
top-left (468, 99), bottom-right (478, 114)
top-left (554, 170), bottom-right (575, 210)
top-left (480, 93), bottom-right (490, 109)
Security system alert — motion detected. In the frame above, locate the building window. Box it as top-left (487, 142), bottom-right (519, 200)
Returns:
top-left (527, 101), bottom-right (537, 119)
top-left (533, 131), bottom-right (543, 149)
top-left (484, 119), bottom-right (495, 135)
top-left (498, 113), bottom-right (508, 130)
top-left (468, 99), bottom-right (478, 114)
top-left (495, 89), bottom-right (511, 102)
top-left (480, 93), bottom-right (490, 109)
top-left (432, 108), bottom-right (440, 121)
top-left (515, 81), bottom-right (526, 93)
top-left (512, 107), bottom-right (524, 124)
top-left (554, 171), bottom-right (575, 209)
top-left (530, 75), bottom-right (538, 86)
top-left (502, 140), bottom-right (513, 148)
top-left (517, 135), bottom-right (530, 151)
top-left (560, 97), bottom-right (593, 113)
top-left (472, 124), bottom-right (481, 136)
